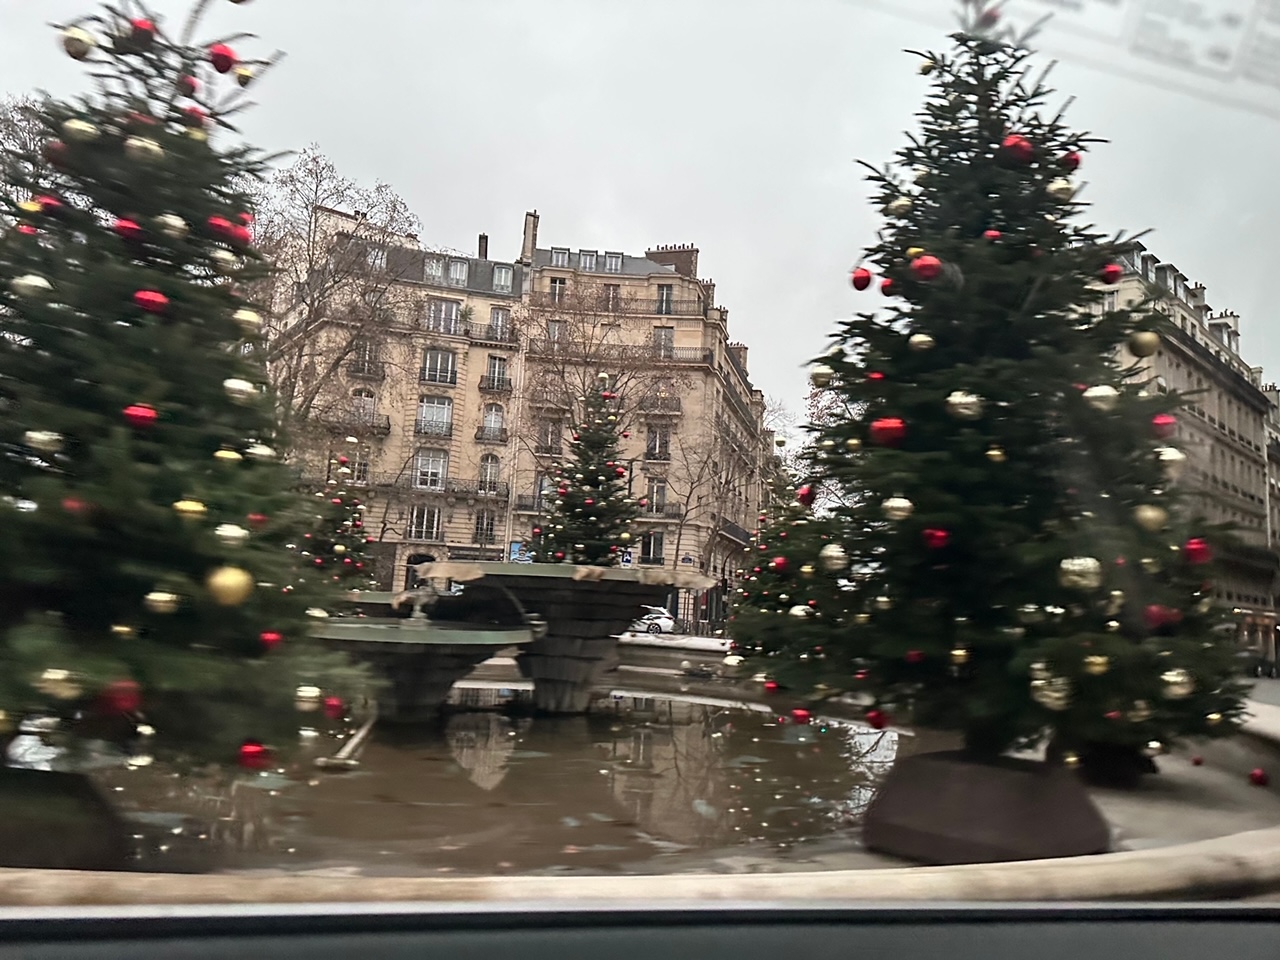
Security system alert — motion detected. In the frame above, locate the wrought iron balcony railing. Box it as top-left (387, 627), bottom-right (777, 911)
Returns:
top-left (345, 360), bottom-right (385, 380)
top-left (414, 419), bottom-right (453, 438)
top-left (478, 375), bottom-right (513, 393)
top-left (475, 426), bottom-right (509, 443)
top-left (419, 368), bottom-right (458, 385)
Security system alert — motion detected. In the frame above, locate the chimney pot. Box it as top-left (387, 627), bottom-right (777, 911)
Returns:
top-left (478, 233), bottom-right (489, 260)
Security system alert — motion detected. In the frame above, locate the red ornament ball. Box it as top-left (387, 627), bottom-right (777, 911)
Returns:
top-left (181, 106), bottom-right (207, 128)
top-left (209, 43), bottom-right (238, 73)
top-left (1105, 710), bottom-right (1123, 721)
top-left (790, 708), bottom-right (811, 725)
top-left (771, 556), bottom-right (789, 573)
top-left (238, 739), bottom-right (270, 770)
top-left (982, 229), bottom-right (1002, 241)
top-left (554, 551), bottom-right (566, 560)
top-left (129, 18), bottom-right (156, 48)
top-left (865, 708), bottom-right (889, 730)
top-left (922, 528), bottom-right (950, 549)
top-left (615, 467), bottom-right (626, 477)
top-left (867, 371), bottom-right (885, 382)
top-left (850, 267), bottom-right (872, 291)
top-left (259, 630), bottom-right (283, 649)
top-left (36, 195), bottom-right (63, 214)
top-left (43, 140), bottom-right (69, 169)
top-left (1249, 767), bottom-right (1270, 787)
top-left (177, 75), bottom-right (199, 97)
top-left (1100, 262), bottom-right (1124, 285)
top-left (113, 218), bottom-right (143, 241)
top-left (869, 417), bottom-right (906, 446)
top-left (122, 403), bottom-right (158, 427)
top-left (61, 497), bottom-right (88, 515)
top-left (1000, 134), bottom-right (1033, 164)
top-left (1062, 151), bottom-right (1082, 171)
top-left (238, 212), bottom-right (254, 225)
top-left (207, 215), bottom-right (234, 238)
top-left (905, 650), bottom-right (925, 664)
top-left (854, 669), bottom-right (870, 680)
top-left (1190, 755), bottom-right (1204, 766)
top-left (1143, 604), bottom-right (1183, 631)
top-left (229, 224), bottom-right (253, 246)
top-left (100, 679), bottom-right (141, 715)
top-left (880, 277), bottom-right (896, 297)
top-left (1183, 537), bottom-right (1213, 565)
top-left (796, 484), bottom-right (816, 507)
top-left (910, 255), bottom-right (942, 281)
top-left (246, 512), bottom-right (269, 529)
top-left (763, 680), bottom-right (779, 692)
top-left (323, 696), bottom-right (345, 720)
top-left (133, 289), bottom-right (169, 314)
top-left (1152, 413), bottom-right (1178, 439)
top-left (16, 225), bottom-right (37, 236)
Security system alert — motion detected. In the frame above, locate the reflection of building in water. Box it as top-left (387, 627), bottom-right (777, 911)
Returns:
top-left (447, 712), bottom-right (516, 791)
top-left (447, 683), bottom-right (533, 710)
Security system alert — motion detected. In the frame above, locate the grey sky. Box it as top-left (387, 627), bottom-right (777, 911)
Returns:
top-left (1, 0), bottom-right (1277, 416)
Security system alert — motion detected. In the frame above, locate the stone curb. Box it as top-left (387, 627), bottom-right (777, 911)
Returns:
top-left (3, 825), bottom-right (1280, 905)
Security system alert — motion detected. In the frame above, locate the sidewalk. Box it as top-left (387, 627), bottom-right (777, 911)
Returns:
top-left (1245, 699), bottom-right (1280, 744)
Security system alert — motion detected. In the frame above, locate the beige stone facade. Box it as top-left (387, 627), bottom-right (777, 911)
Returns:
top-left (1109, 244), bottom-right (1277, 655)
top-left (279, 208), bottom-right (773, 615)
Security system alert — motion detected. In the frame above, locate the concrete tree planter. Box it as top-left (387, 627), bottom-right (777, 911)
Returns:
top-left (418, 562), bottom-right (715, 714)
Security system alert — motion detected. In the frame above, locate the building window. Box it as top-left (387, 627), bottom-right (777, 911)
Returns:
top-left (486, 355), bottom-right (509, 380)
top-left (489, 307), bottom-right (511, 339)
top-left (474, 508), bottom-right (497, 544)
top-left (646, 425), bottom-right (671, 461)
top-left (492, 264), bottom-right (513, 293)
top-left (646, 478), bottom-right (667, 511)
top-left (407, 504), bottom-right (442, 541)
top-left (605, 252), bottom-right (623, 273)
top-left (656, 284), bottom-right (673, 315)
top-left (416, 396), bottom-right (453, 436)
top-left (366, 245), bottom-right (387, 272)
top-left (424, 258), bottom-right (443, 283)
top-left (551, 248), bottom-right (570, 268)
top-left (421, 349), bottom-right (457, 384)
top-left (352, 388), bottom-right (376, 420)
top-left (640, 531), bottom-right (665, 564)
top-left (603, 284), bottom-right (621, 311)
top-left (549, 277), bottom-right (567, 303)
top-left (351, 337), bottom-right (378, 363)
top-left (350, 456), bottom-right (370, 484)
top-left (479, 453), bottom-right (502, 493)
top-left (652, 326), bottom-right (675, 359)
top-left (448, 260), bottom-right (469, 286)
top-left (537, 419), bottom-right (562, 454)
top-left (546, 319), bottom-right (563, 341)
top-left (413, 448), bottom-right (449, 490)
top-left (481, 403), bottom-right (505, 440)
top-left (424, 298), bottom-right (461, 334)
top-left (580, 251), bottom-right (597, 272)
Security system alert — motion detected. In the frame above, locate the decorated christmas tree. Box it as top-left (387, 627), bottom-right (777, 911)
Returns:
top-left (0, 2), bottom-right (366, 765)
top-left (735, 3), bottom-right (1248, 777)
top-left (298, 481), bottom-right (379, 594)
top-left (532, 374), bottom-right (640, 565)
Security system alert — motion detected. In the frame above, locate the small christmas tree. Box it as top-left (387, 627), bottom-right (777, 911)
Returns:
top-left (533, 374), bottom-right (640, 565)
top-left (735, 3), bottom-right (1248, 777)
top-left (299, 484), bottom-right (378, 594)
top-left (0, 3), bottom-right (365, 764)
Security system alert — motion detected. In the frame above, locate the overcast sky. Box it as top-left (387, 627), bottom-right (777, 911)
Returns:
top-left (1, 0), bottom-right (1277, 416)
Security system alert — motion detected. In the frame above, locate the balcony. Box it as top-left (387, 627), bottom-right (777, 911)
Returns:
top-left (641, 502), bottom-right (683, 519)
top-left (414, 419), bottom-right (453, 438)
top-left (419, 368), bottom-right (458, 386)
top-left (639, 395), bottom-right (682, 415)
top-left (448, 478), bottom-right (510, 499)
top-left (478, 374), bottom-right (513, 394)
top-left (532, 292), bottom-right (706, 317)
top-left (475, 426), bottom-right (509, 443)
top-left (719, 518), bottom-right (752, 545)
top-left (375, 476), bottom-right (510, 499)
top-left (345, 360), bottom-right (385, 381)
top-left (525, 339), bottom-right (713, 366)
top-left (644, 450), bottom-right (672, 463)
top-left (515, 495), bottom-right (546, 513)
top-left (324, 410), bottom-right (391, 436)
top-left (467, 322), bottom-right (518, 347)
top-left (534, 443), bottom-right (563, 456)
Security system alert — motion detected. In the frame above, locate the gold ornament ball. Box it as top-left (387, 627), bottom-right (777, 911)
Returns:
top-left (919, 59), bottom-right (937, 75)
top-left (1082, 385), bottom-right (1120, 412)
top-left (1047, 177), bottom-right (1077, 202)
top-left (1128, 700), bottom-right (1153, 723)
top-left (173, 498), bottom-right (207, 520)
top-left (210, 249), bottom-right (239, 275)
top-left (906, 246), bottom-right (925, 259)
top-left (62, 118), bottom-right (99, 142)
top-left (333, 544), bottom-right (347, 554)
top-left (1062, 751), bottom-right (1080, 769)
top-left (306, 607), bottom-right (331, 619)
top-left (818, 542), bottom-right (848, 572)
top-left (206, 566), bottom-right (254, 606)
top-left (214, 447), bottom-right (243, 463)
top-left (873, 595), bottom-right (893, 611)
top-left (907, 333), bottom-right (935, 352)
top-left (1206, 711), bottom-right (1223, 726)
top-left (223, 378), bottom-right (257, 404)
top-left (854, 612), bottom-right (872, 625)
top-left (789, 605), bottom-right (812, 618)
top-left (11, 274), bottom-right (53, 300)
top-left (144, 590), bottom-right (181, 614)
top-left (234, 65), bottom-right (255, 88)
top-left (887, 196), bottom-right (913, 216)
top-left (23, 430), bottom-right (63, 453)
top-left (295, 684), bottom-right (322, 711)
top-left (1142, 740), bottom-right (1164, 758)
top-left (619, 532), bottom-right (631, 542)
top-left (945, 390), bottom-right (984, 420)
top-left (881, 495), bottom-right (915, 521)
top-left (1133, 504), bottom-right (1168, 532)
top-left (62, 26), bottom-right (97, 60)
top-left (1058, 556), bottom-right (1103, 591)
top-left (1104, 589), bottom-right (1126, 615)
top-left (155, 214), bottom-right (189, 239)
top-left (1031, 676), bottom-right (1072, 711)
top-left (245, 443), bottom-right (276, 461)
top-left (986, 445), bottom-right (1007, 463)
top-left (950, 647), bottom-right (970, 665)
top-left (1029, 660), bottom-right (1051, 680)
top-left (123, 136), bottom-right (163, 163)
top-left (1129, 330), bottom-right (1160, 357)
top-left (1083, 654), bottom-right (1110, 676)
top-left (1155, 446), bottom-right (1188, 482)
top-left (1105, 619), bottom-right (1121, 632)
top-left (1160, 667), bottom-right (1195, 699)
top-left (36, 667), bottom-right (82, 700)
top-left (1140, 557), bottom-right (1162, 574)
top-left (232, 308), bottom-right (263, 335)
top-left (819, 438), bottom-right (836, 450)
top-left (799, 563), bottom-right (816, 578)
top-left (1018, 604), bottom-right (1045, 624)
top-left (809, 363), bottom-right (835, 388)
top-left (214, 523), bottom-right (250, 547)
top-left (111, 624), bottom-right (135, 637)
top-left (845, 437), bottom-right (863, 452)
top-left (186, 127), bottom-right (208, 143)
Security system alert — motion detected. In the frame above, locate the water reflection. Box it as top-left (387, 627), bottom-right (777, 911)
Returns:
top-left (88, 689), bottom-right (898, 875)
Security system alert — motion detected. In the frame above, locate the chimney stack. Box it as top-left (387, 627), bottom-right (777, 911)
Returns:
top-left (645, 243), bottom-right (699, 278)
top-left (519, 211), bottom-right (540, 265)
top-left (477, 233), bottom-right (489, 260)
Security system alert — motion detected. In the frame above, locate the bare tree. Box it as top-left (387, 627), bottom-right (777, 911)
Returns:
top-left (246, 145), bottom-right (424, 446)
top-left (663, 418), bottom-right (758, 576)
top-left (0, 93), bottom-right (54, 211)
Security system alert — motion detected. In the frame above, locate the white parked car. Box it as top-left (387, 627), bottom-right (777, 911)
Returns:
top-left (630, 605), bottom-right (675, 634)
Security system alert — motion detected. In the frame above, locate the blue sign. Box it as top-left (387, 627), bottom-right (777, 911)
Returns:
top-left (509, 541), bottom-right (533, 563)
